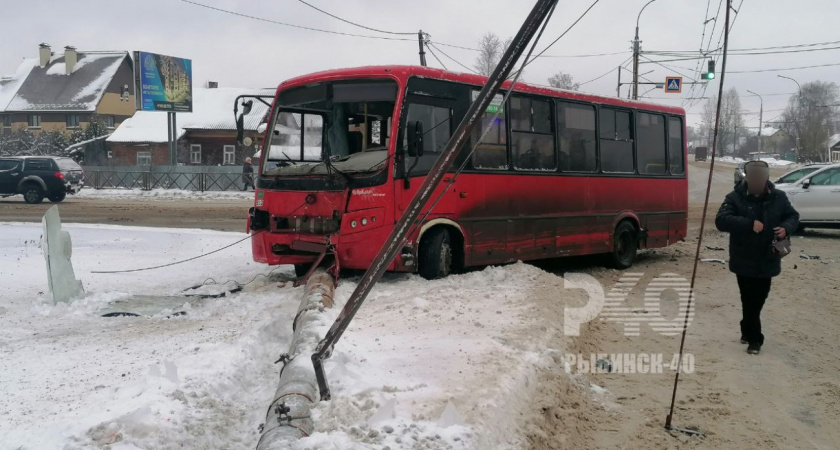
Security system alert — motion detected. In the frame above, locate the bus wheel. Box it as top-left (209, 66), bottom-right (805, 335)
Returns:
top-left (610, 221), bottom-right (638, 269)
top-left (294, 263), bottom-right (312, 278)
top-left (419, 228), bottom-right (452, 280)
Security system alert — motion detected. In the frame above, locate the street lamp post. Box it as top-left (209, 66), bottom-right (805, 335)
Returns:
top-left (747, 90), bottom-right (764, 156)
top-left (778, 75), bottom-right (802, 161)
top-left (632, 0), bottom-right (657, 100)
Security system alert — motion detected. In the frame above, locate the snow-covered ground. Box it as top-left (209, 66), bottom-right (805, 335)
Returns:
top-left (715, 155), bottom-right (796, 167)
top-left (75, 188), bottom-right (253, 201)
top-left (0, 222), bottom-right (584, 449)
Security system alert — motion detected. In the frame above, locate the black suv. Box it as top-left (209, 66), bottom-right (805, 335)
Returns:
top-left (0, 156), bottom-right (84, 204)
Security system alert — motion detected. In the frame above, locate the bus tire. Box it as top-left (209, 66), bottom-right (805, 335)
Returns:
top-left (294, 263), bottom-right (312, 278)
top-left (418, 227), bottom-right (452, 280)
top-left (609, 221), bottom-right (638, 269)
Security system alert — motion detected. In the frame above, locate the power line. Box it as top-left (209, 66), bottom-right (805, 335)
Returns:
top-left (525, 0), bottom-right (602, 64)
top-left (295, 0), bottom-right (416, 36)
top-left (427, 42), bottom-right (477, 74)
top-left (178, 0), bottom-right (414, 41)
top-left (424, 41), bottom-right (448, 71)
top-left (579, 55), bottom-right (633, 86)
top-left (729, 61), bottom-right (840, 73)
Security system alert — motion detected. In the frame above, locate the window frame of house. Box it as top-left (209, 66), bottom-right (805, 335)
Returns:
top-left (1, 115), bottom-right (10, 128)
top-left (223, 145), bottom-right (236, 165)
top-left (137, 151), bottom-right (152, 166)
top-left (190, 144), bottom-right (202, 164)
top-left (28, 114), bottom-right (41, 129)
top-left (66, 114), bottom-right (81, 129)
top-left (106, 116), bottom-right (115, 129)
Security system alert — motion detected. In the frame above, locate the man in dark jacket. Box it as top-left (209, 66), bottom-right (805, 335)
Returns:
top-left (242, 157), bottom-right (255, 191)
top-left (715, 160), bottom-right (799, 355)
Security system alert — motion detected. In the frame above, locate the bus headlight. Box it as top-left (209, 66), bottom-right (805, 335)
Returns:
top-left (351, 220), bottom-right (357, 228)
top-left (361, 218), bottom-right (368, 226)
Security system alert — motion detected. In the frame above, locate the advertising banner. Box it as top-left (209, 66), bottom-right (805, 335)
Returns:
top-left (134, 51), bottom-right (193, 112)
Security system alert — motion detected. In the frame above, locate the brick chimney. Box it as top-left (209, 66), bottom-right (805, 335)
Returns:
top-left (39, 43), bottom-right (51, 68)
top-left (64, 46), bottom-right (77, 74)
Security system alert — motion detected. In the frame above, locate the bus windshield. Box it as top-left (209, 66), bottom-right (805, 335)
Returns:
top-left (262, 79), bottom-right (398, 177)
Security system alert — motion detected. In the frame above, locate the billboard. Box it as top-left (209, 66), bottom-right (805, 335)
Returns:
top-left (134, 51), bottom-right (193, 112)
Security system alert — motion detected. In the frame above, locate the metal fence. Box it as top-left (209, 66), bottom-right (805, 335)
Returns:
top-left (81, 166), bottom-right (248, 192)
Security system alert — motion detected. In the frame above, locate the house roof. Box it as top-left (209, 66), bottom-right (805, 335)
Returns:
top-left (0, 51), bottom-right (129, 112)
top-left (107, 87), bottom-right (273, 144)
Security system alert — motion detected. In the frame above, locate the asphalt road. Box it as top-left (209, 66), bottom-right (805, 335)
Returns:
top-left (0, 161), bottom-right (785, 232)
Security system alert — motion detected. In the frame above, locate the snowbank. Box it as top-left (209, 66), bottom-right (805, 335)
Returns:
top-left (75, 188), bottom-right (254, 201)
top-left (716, 156), bottom-right (796, 167)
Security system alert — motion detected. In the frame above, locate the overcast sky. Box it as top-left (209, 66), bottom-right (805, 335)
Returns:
top-left (2, 0), bottom-right (838, 128)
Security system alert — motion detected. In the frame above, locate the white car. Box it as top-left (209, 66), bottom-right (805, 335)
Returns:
top-left (774, 164), bottom-right (829, 187)
top-left (776, 163), bottom-right (840, 229)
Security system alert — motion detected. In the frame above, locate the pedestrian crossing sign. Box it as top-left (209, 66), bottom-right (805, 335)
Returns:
top-left (665, 77), bottom-right (683, 93)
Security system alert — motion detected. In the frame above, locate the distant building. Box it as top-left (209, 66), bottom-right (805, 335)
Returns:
top-left (828, 133), bottom-right (840, 162)
top-left (107, 86), bottom-right (271, 166)
top-left (0, 44), bottom-right (135, 134)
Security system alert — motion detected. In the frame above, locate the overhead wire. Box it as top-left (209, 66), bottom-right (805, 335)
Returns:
top-left (177, 0), bottom-right (415, 41)
top-left (295, 0), bottom-right (416, 35)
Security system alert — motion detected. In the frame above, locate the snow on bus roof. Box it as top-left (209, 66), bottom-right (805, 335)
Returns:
top-left (108, 87), bottom-right (274, 144)
top-left (276, 65), bottom-right (685, 115)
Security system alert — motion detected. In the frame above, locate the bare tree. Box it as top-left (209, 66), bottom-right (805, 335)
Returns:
top-left (473, 32), bottom-right (512, 76)
top-left (780, 81), bottom-right (840, 162)
top-left (547, 72), bottom-right (579, 90)
top-left (700, 88), bottom-right (744, 157)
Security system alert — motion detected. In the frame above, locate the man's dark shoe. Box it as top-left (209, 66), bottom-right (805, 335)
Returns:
top-left (747, 343), bottom-right (761, 355)
top-left (740, 337), bottom-right (748, 344)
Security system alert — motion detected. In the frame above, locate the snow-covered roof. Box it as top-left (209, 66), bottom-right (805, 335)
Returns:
top-left (761, 126), bottom-right (781, 137)
top-left (0, 51), bottom-right (128, 112)
top-left (829, 133), bottom-right (840, 148)
top-left (108, 87), bottom-right (273, 143)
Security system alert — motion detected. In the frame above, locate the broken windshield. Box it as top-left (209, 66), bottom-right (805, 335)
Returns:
top-left (262, 80), bottom-right (397, 177)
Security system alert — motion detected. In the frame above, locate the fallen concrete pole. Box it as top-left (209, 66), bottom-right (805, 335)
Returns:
top-left (256, 269), bottom-right (335, 449)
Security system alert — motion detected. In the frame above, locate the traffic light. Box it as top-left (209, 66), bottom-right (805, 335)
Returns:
top-left (703, 60), bottom-right (716, 80)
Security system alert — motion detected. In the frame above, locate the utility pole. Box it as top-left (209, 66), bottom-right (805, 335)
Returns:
top-left (632, 0), bottom-right (656, 100)
top-left (747, 90), bottom-right (763, 155)
top-left (311, 0), bottom-right (560, 402)
top-left (778, 75), bottom-right (802, 161)
top-left (418, 30), bottom-right (427, 67)
top-left (617, 65), bottom-right (621, 97)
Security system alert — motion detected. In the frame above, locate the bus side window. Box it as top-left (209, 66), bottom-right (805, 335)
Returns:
top-left (404, 103), bottom-right (452, 176)
top-left (510, 96), bottom-right (556, 172)
top-left (636, 112), bottom-right (667, 175)
top-left (599, 108), bottom-right (634, 173)
top-left (557, 102), bottom-right (597, 172)
top-left (472, 94), bottom-right (508, 170)
top-left (668, 117), bottom-right (685, 175)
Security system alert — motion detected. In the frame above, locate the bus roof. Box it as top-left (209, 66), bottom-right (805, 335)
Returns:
top-left (277, 65), bottom-right (685, 117)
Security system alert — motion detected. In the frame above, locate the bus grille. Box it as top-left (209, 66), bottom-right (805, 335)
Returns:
top-left (274, 216), bottom-right (340, 235)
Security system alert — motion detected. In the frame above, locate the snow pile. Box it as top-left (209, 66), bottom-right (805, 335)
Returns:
top-left (76, 188), bottom-right (254, 201)
top-left (294, 263), bottom-right (580, 449)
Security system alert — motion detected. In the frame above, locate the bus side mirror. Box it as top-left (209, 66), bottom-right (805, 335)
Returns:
top-left (235, 100), bottom-right (254, 145)
top-left (802, 178), bottom-right (811, 189)
top-left (406, 121), bottom-right (424, 158)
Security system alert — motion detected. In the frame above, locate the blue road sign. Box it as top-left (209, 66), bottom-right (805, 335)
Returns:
top-left (665, 76), bottom-right (683, 93)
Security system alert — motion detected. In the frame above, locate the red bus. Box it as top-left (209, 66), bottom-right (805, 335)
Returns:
top-left (245, 66), bottom-right (687, 279)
